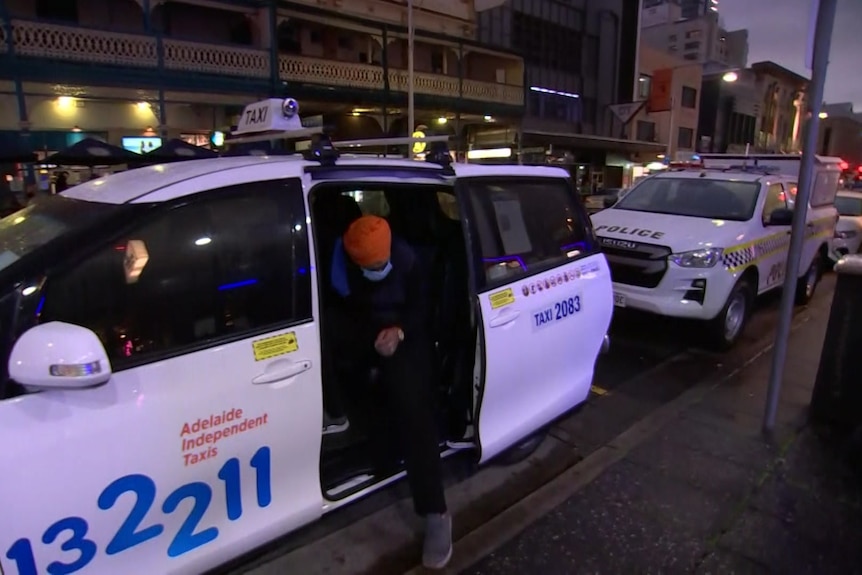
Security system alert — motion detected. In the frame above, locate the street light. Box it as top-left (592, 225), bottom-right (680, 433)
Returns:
top-left (722, 71), bottom-right (738, 83)
top-left (819, 111), bottom-right (828, 119)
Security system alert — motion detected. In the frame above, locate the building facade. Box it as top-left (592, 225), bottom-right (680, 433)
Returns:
top-left (640, 3), bottom-right (744, 69)
top-left (818, 103), bottom-right (862, 168)
top-left (697, 61), bottom-right (807, 154)
top-left (0, 0), bottom-right (525, 155)
top-left (630, 43), bottom-right (702, 161)
top-left (475, 0), bottom-right (662, 191)
top-left (679, 0), bottom-right (717, 19)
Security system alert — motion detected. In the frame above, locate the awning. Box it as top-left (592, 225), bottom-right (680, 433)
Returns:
top-left (522, 130), bottom-right (666, 154)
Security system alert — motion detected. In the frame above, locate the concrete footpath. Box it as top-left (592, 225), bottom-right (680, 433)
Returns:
top-left (452, 284), bottom-right (862, 574)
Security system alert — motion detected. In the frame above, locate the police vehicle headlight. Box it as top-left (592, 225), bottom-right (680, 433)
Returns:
top-left (669, 247), bottom-right (723, 268)
top-left (835, 230), bottom-right (858, 239)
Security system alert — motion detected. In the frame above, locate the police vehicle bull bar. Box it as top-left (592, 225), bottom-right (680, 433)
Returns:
top-left (225, 97), bottom-right (454, 166)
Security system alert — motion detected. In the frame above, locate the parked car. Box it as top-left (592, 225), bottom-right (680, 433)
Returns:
top-left (832, 191), bottom-right (862, 259)
top-left (593, 155), bottom-right (841, 349)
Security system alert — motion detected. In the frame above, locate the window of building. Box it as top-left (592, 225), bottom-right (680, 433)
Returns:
top-left (464, 178), bottom-right (593, 288)
top-left (669, 34), bottom-right (678, 41)
top-left (669, 45), bottom-right (678, 52)
top-left (582, 98), bottom-right (597, 127)
top-left (684, 41), bottom-right (700, 50)
top-left (337, 35), bottom-right (353, 50)
top-left (685, 29), bottom-right (702, 39)
top-left (678, 127), bottom-right (694, 149)
top-left (683, 53), bottom-right (699, 61)
top-left (583, 35), bottom-right (598, 77)
top-left (276, 20), bottom-right (301, 54)
top-left (431, 50), bottom-right (445, 74)
top-left (681, 86), bottom-right (698, 109)
top-left (512, 11), bottom-right (582, 74)
top-left (637, 121), bottom-right (657, 142)
top-left (637, 74), bottom-right (652, 100)
top-left (36, 0), bottom-right (78, 22)
top-left (39, 181), bottom-right (312, 368)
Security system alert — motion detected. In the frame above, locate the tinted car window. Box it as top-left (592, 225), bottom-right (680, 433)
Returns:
top-left (762, 183), bottom-right (788, 224)
top-left (835, 195), bottom-right (862, 216)
top-left (464, 177), bottom-right (592, 288)
top-left (40, 180), bottom-right (312, 367)
top-left (0, 195), bottom-right (121, 274)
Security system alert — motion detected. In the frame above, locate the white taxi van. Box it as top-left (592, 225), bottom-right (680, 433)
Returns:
top-left (0, 99), bottom-right (612, 575)
top-left (592, 154), bottom-right (841, 348)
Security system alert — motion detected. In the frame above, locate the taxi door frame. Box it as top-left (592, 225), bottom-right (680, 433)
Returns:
top-left (454, 175), bottom-right (608, 463)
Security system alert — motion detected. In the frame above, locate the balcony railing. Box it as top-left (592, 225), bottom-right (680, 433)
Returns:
top-left (1, 19), bottom-right (524, 107)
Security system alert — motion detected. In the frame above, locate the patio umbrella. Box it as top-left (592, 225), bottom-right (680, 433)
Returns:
top-left (144, 138), bottom-right (218, 163)
top-left (45, 138), bottom-right (142, 166)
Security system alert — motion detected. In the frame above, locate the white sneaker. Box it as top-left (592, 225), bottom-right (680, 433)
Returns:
top-left (422, 513), bottom-right (453, 570)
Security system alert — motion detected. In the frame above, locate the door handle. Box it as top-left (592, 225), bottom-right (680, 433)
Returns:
top-left (252, 359), bottom-right (312, 385)
top-left (489, 310), bottom-right (520, 328)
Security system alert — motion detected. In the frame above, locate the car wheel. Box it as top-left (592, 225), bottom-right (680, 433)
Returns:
top-left (494, 430), bottom-right (547, 466)
top-left (795, 253), bottom-right (821, 305)
top-left (707, 278), bottom-right (753, 350)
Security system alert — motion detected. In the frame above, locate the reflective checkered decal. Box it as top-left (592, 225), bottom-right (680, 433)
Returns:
top-left (720, 215), bottom-right (835, 273)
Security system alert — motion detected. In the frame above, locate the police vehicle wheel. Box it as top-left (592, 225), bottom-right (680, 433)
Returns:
top-left (708, 279), bottom-right (752, 350)
top-left (494, 430), bottom-right (547, 466)
top-left (795, 253), bottom-right (821, 305)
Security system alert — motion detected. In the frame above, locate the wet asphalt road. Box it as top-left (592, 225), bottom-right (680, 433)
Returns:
top-left (217, 274), bottom-right (812, 575)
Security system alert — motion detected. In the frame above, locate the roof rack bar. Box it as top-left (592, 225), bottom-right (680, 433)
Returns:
top-left (225, 132), bottom-right (451, 149)
top-left (335, 135), bottom-right (451, 148)
top-left (225, 128), bottom-right (323, 145)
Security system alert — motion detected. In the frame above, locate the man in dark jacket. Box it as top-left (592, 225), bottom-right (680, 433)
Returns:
top-left (327, 214), bottom-right (452, 570)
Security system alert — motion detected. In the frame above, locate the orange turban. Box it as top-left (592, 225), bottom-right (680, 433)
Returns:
top-left (343, 215), bottom-right (392, 268)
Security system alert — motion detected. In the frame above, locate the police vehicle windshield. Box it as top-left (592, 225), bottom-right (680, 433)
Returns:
top-left (0, 195), bottom-right (121, 274)
top-left (614, 176), bottom-right (760, 222)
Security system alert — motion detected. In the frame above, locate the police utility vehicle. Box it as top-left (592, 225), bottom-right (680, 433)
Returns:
top-left (593, 153), bottom-right (842, 348)
top-left (0, 98), bottom-right (612, 575)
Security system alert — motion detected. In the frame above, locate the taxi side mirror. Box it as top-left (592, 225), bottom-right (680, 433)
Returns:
top-left (767, 208), bottom-right (794, 226)
top-left (9, 322), bottom-right (112, 390)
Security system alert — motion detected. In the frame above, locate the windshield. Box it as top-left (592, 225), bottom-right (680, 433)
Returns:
top-left (835, 195), bottom-right (862, 216)
top-left (614, 177), bottom-right (760, 221)
top-left (0, 196), bottom-right (122, 274)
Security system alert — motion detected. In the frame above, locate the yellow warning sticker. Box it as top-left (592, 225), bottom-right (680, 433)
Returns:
top-left (489, 287), bottom-right (516, 310)
top-left (252, 332), bottom-right (298, 361)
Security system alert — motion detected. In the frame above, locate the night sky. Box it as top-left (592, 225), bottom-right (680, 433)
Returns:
top-left (720, 0), bottom-right (862, 109)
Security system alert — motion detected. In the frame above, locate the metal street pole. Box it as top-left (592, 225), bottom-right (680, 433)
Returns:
top-left (666, 95), bottom-right (675, 161)
top-left (763, 0), bottom-right (837, 432)
top-left (407, 0), bottom-right (415, 148)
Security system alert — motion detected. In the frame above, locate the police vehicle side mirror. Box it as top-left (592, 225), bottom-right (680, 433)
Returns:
top-left (8, 322), bottom-right (112, 390)
top-left (603, 196), bottom-right (618, 209)
top-left (767, 208), bottom-right (794, 226)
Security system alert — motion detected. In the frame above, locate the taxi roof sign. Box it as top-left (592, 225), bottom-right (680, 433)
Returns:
top-left (233, 98), bottom-right (304, 136)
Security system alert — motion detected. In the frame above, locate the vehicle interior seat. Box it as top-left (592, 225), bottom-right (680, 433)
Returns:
top-left (314, 193), bottom-right (363, 295)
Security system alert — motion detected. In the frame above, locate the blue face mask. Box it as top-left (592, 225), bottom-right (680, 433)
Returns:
top-left (362, 261), bottom-right (393, 282)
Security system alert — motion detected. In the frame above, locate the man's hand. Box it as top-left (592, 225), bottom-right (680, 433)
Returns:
top-left (374, 327), bottom-right (403, 357)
